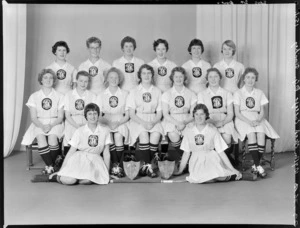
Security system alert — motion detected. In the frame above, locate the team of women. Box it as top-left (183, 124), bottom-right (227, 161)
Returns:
top-left (23, 36), bottom-right (280, 185)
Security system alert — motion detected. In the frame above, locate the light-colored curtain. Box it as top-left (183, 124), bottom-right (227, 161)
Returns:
top-left (3, 2), bottom-right (27, 157)
top-left (196, 4), bottom-right (295, 152)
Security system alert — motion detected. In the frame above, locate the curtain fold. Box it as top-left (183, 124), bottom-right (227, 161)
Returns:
top-left (196, 4), bottom-right (295, 152)
top-left (3, 2), bottom-right (27, 157)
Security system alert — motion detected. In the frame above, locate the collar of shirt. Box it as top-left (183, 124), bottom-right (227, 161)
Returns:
top-left (242, 85), bottom-right (256, 96)
top-left (73, 88), bottom-right (87, 98)
top-left (40, 88), bottom-right (55, 97)
top-left (138, 84), bottom-right (154, 93)
top-left (88, 58), bottom-right (101, 66)
top-left (104, 87), bottom-right (122, 96)
top-left (221, 59), bottom-right (236, 68)
top-left (172, 86), bottom-right (186, 96)
top-left (189, 59), bottom-right (203, 68)
top-left (207, 86), bottom-right (222, 95)
top-left (54, 61), bottom-right (67, 69)
top-left (84, 123), bottom-right (102, 135)
top-left (154, 58), bottom-right (168, 67)
top-left (121, 56), bottom-right (136, 63)
top-left (192, 124), bottom-right (207, 135)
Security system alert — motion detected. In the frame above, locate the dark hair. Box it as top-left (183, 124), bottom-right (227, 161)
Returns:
top-left (121, 36), bottom-right (136, 50)
top-left (153, 39), bottom-right (169, 52)
top-left (193, 103), bottom-right (210, 120)
top-left (188, 39), bottom-right (204, 55)
top-left (137, 64), bottom-right (155, 84)
top-left (169, 66), bottom-right (188, 86)
top-left (104, 67), bottom-right (124, 87)
top-left (206, 68), bottom-right (223, 81)
top-left (52, 41), bottom-right (70, 54)
top-left (221, 40), bottom-right (236, 56)
top-left (76, 70), bottom-right (91, 82)
top-left (86, 37), bottom-right (102, 48)
top-left (38, 68), bottom-right (57, 86)
top-left (238, 67), bottom-right (259, 88)
top-left (84, 103), bottom-right (100, 120)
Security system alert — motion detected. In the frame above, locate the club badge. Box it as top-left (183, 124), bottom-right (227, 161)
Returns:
top-left (89, 66), bottom-right (98, 77)
top-left (109, 96), bottom-right (118, 108)
top-left (175, 96), bottom-right (185, 108)
top-left (158, 66), bottom-right (167, 76)
top-left (225, 68), bottom-right (234, 78)
top-left (88, 135), bottom-right (98, 147)
top-left (211, 96), bottom-right (223, 109)
top-left (246, 97), bottom-right (255, 109)
top-left (142, 92), bottom-right (152, 103)
top-left (125, 63), bottom-right (134, 73)
top-left (41, 98), bottom-right (52, 110)
top-left (192, 67), bottom-right (202, 78)
top-left (75, 99), bottom-right (85, 110)
top-left (57, 69), bottom-right (66, 80)
top-left (195, 134), bottom-right (204, 145)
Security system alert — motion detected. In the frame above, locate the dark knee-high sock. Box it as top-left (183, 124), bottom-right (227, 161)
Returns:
top-left (161, 143), bottom-right (169, 153)
top-left (224, 145), bottom-right (235, 165)
top-left (38, 146), bottom-right (53, 166)
top-left (49, 144), bottom-right (60, 164)
top-left (136, 143), bottom-right (150, 164)
top-left (116, 145), bottom-right (125, 167)
top-left (64, 146), bottom-right (70, 156)
top-left (149, 143), bottom-right (159, 159)
top-left (168, 138), bottom-right (183, 161)
top-left (110, 144), bottom-right (118, 164)
top-left (257, 144), bottom-right (265, 162)
top-left (248, 143), bottom-right (259, 166)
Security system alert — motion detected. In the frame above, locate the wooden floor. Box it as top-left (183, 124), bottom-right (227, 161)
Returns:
top-left (4, 150), bottom-right (295, 226)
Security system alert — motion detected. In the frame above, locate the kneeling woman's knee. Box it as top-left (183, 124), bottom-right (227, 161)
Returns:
top-left (60, 176), bottom-right (77, 185)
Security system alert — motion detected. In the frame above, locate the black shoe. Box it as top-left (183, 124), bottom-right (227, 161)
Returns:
top-left (110, 163), bottom-right (125, 178)
top-left (41, 165), bottom-right (54, 175)
top-left (139, 163), bottom-right (148, 176)
top-left (145, 163), bottom-right (158, 178)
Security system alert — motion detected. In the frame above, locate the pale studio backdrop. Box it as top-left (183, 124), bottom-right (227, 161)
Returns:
top-left (4, 3), bottom-right (295, 157)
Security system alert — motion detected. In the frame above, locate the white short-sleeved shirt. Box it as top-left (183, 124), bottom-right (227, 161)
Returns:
top-left (161, 86), bottom-right (197, 114)
top-left (46, 61), bottom-right (77, 95)
top-left (213, 59), bottom-right (245, 93)
top-left (112, 56), bottom-right (145, 92)
top-left (182, 59), bottom-right (211, 94)
top-left (63, 89), bottom-right (97, 115)
top-left (26, 88), bottom-right (64, 118)
top-left (96, 87), bottom-right (129, 115)
top-left (148, 58), bottom-right (177, 92)
top-left (233, 86), bottom-right (268, 112)
top-left (78, 58), bottom-right (111, 95)
top-left (69, 124), bottom-right (112, 154)
top-left (197, 87), bottom-right (233, 114)
top-left (126, 84), bottom-right (162, 114)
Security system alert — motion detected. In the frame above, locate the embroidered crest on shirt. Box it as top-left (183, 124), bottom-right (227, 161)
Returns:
top-left (41, 98), bottom-right (52, 110)
top-left (75, 99), bottom-right (85, 110)
top-left (192, 67), bottom-right (202, 78)
top-left (142, 92), bottom-right (152, 103)
top-left (125, 63), bottom-right (134, 73)
top-left (175, 96), bottom-right (185, 108)
top-left (211, 96), bottom-right (223, 109)
top-left (158, 66), bottom-right (167, 76)
top-left (109, 96), bottom-right (118, 108)
top-left (88, 135), bottom-right (99, 147)
top-left (225, 68), bottom-right (234, 78)
top-left (246, 97), bottom-right (255, 109)
top-left (57, 69), bottom-right (67, 80)
top-left (89, 66), bottom-right (98, 77)
top-left (194, 134), bottom-right (204, 145)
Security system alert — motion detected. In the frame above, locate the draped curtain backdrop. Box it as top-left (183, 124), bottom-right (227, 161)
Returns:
top-left (3, 2), bottom-right (27, 157)
top-left (197, 4), bottom-right (295, 153)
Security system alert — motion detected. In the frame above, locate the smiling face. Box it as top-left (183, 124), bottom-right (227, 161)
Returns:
top-left (191, 45), bottom-right (202, 58)
top-left (55, 46), bottom-right (67, 61)
top-left (77, 75), bottom-right (89, 90)
top-left (155, 43), bottom-right (167, 59)
top-left (173, 71), bottom-right (185, 86)
top-left (194, 109), bottom-right (207, 124)
top-left (207, 70), bottom-right (221, 87)
top-left (41, 73), bottom-right (54, 88)
top-left (244, 72), bottom-right (257, 87)
top-left (88, 42), bottom-right (101, 58)
top-left (122, 42), bottom-right (135, 56)
top-left (140, 68), bottom-right (153, 84)
top-left (107, 71), bottom-right (120, 87)
top-left (86, 110), bottom-right (99, 124)
top-left (222, 44), bottom-right (234, 58)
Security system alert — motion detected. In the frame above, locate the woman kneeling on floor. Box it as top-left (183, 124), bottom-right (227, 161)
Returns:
top-left (173, 103), bottom-right (256, 183)
top-left (32, 103), bottom-right (112, 185)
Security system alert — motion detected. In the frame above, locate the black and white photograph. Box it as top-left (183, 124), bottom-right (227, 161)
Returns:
top-left (3, 0), bottom-right (298, 226)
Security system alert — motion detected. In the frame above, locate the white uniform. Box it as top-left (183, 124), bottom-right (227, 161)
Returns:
top-left (233, 86), bottom-right (280, 141)
top-left (46, 61), bottom-right (77, 95)
top-left (78, 58), bottom-right (111, 95)
top-left (126, 84), bottom-right (164, 146)
top-left (63, 89), bottom-right (97, 146)
top-left (148, 58), bottom-right (177, 93)
top-left (57, 124), bottom-right (112, 185)
top-left (161, 86), bottom-right (197, 136)
top-left (21, 89), bottom-right (64, 145)
top-left (112, 56), bottom-right (144, 92)
top-left (213, 59), bottom-right (245, 93)
top-left (182, 59), bottom-right (211, 94)
top-left (181, 123), bottom-right (240, 183)
top-left (95, 87), bottom-right (130, 145)
top-left (197, 86), bottom-right (240, 142)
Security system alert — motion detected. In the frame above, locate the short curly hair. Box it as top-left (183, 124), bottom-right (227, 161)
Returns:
top-left (137, 64), bottom-right (155, 84)
top-left (104, 67), bottom-right (124, 87)
top-left (169, 66), bottom-right (188, 86)
top-left (121, 36), bottom-right (136, 50)
top-left (187, 39), bottom-right (204, 55)
top-left (192, 103), bottom-right (210, 120)
top-left (52, 41), bottom-right (70, 55)
top-left (76, 70), bottom-right (91, 82)
top-left (38, 68), bottom-right (57, 86)
top-left (84, 103), bottom-right (100, 120)
top-left (86, 37), bottom-right (102, 48)
top-left (205, 68), bottom-right (223, 81)
top-left (153, 38), bottom-right (169, 52)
